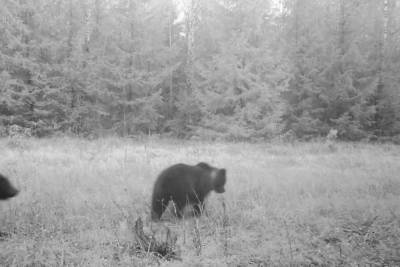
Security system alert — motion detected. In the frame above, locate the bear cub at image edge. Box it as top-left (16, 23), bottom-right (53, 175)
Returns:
top-left (0, 173), bottom-right (19, 200)
top-left (151, 162), bottom-right (226, 220)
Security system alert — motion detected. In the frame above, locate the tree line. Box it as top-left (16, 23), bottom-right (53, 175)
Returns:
top-left (1, 0), bottom-right (400, 141)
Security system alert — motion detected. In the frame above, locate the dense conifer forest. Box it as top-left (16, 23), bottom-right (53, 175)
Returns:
top-left (1, 0), bottom-right (400, 141)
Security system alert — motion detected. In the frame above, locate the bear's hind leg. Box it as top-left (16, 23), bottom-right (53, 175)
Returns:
top-left (193, 201), bottom-right (206, 217)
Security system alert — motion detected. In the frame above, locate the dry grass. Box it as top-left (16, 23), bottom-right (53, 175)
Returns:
top-left (1, 137), bottom-right (400, 266)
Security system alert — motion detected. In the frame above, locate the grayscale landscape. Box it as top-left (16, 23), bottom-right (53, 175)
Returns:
top-left (1, 0), bottom-right (400, 266)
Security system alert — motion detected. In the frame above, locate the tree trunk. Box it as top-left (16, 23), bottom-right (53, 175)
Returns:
top-left (184, 0), bottom-right (200, 95)
top-left (67, 0), bottom-right (74, 57)
top-left (338, 0), bottom-right (346, 55)
top-left (168, 5), bottom-right (174, 118)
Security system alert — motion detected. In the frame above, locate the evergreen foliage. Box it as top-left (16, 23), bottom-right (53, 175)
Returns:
top-left (0, 0), bottom-right (399, 141)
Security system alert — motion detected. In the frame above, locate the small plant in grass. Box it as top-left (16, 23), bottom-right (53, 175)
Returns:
top-left (133, 217), bottom-right (179, 260)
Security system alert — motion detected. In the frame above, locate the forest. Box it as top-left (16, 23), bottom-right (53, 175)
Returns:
top-left (1, 0), bottom-right (400, 141)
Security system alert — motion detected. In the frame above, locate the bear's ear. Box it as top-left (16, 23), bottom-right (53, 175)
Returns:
top-left (197, 162), bottom-right (211, 170)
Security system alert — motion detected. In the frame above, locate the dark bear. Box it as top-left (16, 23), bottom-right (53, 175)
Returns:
top-left (151, 162), bottom-right (226, 220)
top-left (0, 174), bottom-right (19, 200)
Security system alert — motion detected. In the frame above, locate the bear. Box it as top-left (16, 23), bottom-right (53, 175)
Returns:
top-left (151, 162), bottom-right (226, 220)
top-left (0, 173), bottom-right (19, 200)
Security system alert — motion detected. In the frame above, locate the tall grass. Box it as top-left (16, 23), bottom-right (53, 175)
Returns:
top-left (1, 137), bottom-right (399, 266)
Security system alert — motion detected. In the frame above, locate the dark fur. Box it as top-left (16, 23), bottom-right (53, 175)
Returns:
top-left (0, 174), bottom-right (19, 200)
top-left (151, 162), bottom-right (226, 220)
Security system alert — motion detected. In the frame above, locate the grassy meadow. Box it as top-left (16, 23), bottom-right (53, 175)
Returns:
top-left (0, 137), bottom-right (400, 266)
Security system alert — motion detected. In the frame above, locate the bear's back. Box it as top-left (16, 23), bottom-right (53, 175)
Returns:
top-left (154, 164), bottom-right (202, 194)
